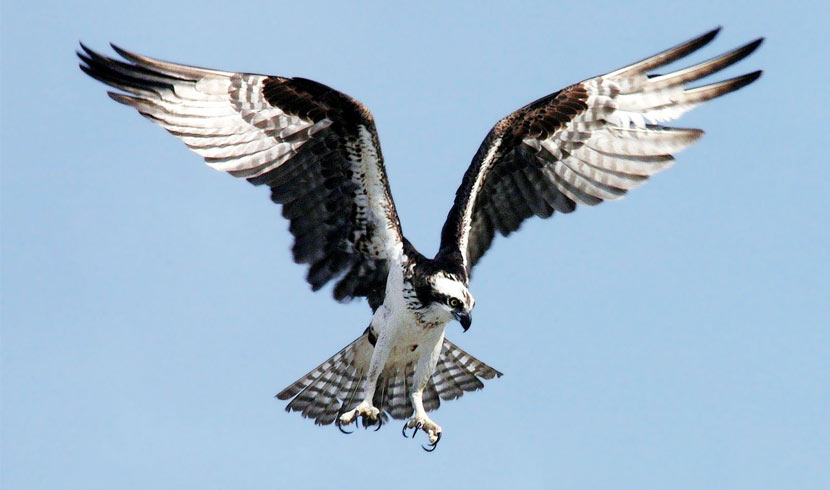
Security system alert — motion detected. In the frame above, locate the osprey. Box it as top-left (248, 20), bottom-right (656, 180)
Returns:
top-left (78, 28), bottom-right (762, 450)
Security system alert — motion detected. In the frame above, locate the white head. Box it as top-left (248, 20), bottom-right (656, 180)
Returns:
top-left (414, 271), bottom-right (475, 330)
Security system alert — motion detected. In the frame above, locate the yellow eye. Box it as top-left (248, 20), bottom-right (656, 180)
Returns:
top-left (450, 298), bottom-right (460, 308)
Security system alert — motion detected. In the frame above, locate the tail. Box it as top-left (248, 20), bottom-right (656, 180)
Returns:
top-left (276, 333), bottom-right (502, 426)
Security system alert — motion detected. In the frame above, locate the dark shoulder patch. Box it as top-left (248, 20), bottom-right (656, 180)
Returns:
top-left (261, 76), bottom-right (371, 129)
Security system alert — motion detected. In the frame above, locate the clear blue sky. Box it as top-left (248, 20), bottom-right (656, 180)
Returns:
top-left (3, 1), bottom-right (828, 489)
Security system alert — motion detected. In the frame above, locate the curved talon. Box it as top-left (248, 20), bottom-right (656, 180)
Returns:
top-left (421, 432), bottom-right (442, 452)
top-left (401, 423), bottom-right (410, 438)
top-left (335, 417), bottom-right (353, 435)
top-left (412, 422), bottom-right (420, 437)
top-left (359, 414), bottom-right (382, 431)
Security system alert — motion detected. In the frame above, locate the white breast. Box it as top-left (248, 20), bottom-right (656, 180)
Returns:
top-left (373, 265), bottom-right (447, 367)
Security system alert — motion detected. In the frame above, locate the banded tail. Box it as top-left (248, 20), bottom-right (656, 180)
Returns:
top-left (276, 333), bottom-right (502, 426)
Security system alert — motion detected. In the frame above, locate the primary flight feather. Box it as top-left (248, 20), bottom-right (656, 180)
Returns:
top-left (78, 27), bottom-right (762, 450)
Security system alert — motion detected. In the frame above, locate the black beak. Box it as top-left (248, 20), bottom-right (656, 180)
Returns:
top-left (455, 311), bottom-right (472, 332)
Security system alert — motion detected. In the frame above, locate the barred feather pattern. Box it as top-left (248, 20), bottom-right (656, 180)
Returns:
top-left (438, 28), bottom-right (763, 274)
top-left (276, 335), bottom-right (501, 426)
top-left (77, 44), bottom-right (403, 309)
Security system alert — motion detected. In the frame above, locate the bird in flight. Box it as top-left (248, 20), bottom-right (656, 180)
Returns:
top-left (78, 27), bottom-right (762, 451)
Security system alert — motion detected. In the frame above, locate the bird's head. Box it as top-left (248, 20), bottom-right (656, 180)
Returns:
top-left (414, 271), bottom-right (475, 331)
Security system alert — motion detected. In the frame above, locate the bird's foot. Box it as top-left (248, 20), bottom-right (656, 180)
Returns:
top-left (337, 401), bottom-right (381, 433)
top-left (401, 414), bottom-right (442, 451)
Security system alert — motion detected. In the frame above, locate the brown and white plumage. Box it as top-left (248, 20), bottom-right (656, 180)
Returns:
top-left (437, 28), bottom-right (763, 275)
top-left (78, 28), bottom-right (761, 449)
top-left (78, 43), bottom-right (403, 309)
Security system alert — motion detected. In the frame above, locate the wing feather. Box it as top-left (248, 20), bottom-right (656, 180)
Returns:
top-left (437, 29), bottom-right (762, 274)
top-left (79, 45), bottom-right (404, 308)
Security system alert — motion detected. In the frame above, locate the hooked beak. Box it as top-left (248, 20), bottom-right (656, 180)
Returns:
top-left (454, 311), bottom-right (472, 332)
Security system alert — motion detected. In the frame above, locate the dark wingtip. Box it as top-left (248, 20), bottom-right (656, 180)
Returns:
top-left (744, 69), bottom-right (763, 85)
top-left (110, 43), bottom-right (140, 63)
top-left (110, 42), bottom-right (129, 58)
top-left (77, 41), bottom-right (103, 61)
top-left (729, 70), bottom-right (763, 90)
top-left (78, 61), bottom-right (97, 79)
top-left (690, 26), bottom-right (721, 53)
top-left (704, 26), bottom-right (722, 42)
top-left (736, 38), bottom-right (765, 60)
top-left (717, 70), bottom-right (763, 97)
top-left (685, 27), bottom-right (721, 55)
top-left (683, 26), bottom-right (720, 54)
top-left (77, 42), bottom-right (94, 65)
top-left (610, 26), bottom-right (727, 77)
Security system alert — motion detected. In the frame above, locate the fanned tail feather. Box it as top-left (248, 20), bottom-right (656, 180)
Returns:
top-left (276, 335), bottom-right (502, 426)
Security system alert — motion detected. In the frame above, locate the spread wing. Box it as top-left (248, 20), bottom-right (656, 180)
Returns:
top-left (78, 45), bottom-right (404, 309)
top-left (436, 28), bottom-right (763, 276)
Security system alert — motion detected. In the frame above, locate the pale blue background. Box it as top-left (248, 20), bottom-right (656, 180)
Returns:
top-left (3, 1), bottom-right (828, 489)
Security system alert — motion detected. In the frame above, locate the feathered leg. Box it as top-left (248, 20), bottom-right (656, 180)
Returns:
top-left (403, 329), bottom-right (445, 449)
top-left (338, 308), bottom-right (391, 427)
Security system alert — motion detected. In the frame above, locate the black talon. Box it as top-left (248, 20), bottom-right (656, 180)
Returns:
top-left (373, 417), bottom-right (383, 432)
top-left (421, 432), bottom-right (442, 452)
top-left (401, 423), bottom-right (410, 438)
top-left (335, 416), bottom-right (353, 435)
